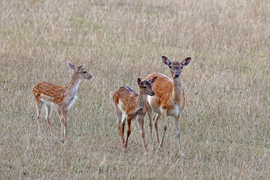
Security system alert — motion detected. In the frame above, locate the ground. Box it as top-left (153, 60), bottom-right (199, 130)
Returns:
top-left (0, 0), bottom-right (269, 179)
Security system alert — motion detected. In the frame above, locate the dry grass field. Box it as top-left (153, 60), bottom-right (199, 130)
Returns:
top-left (0, 0), bottom-right (270, 179)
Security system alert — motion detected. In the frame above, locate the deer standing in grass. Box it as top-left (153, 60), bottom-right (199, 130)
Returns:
top-left (32, 62), bottom-right (92, 143)
top-left (143, 56), bottom-right (191, 156)
top-left (113, 76), bottom-right (158, 153)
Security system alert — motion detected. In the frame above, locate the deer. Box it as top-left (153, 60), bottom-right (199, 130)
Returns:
top-left (113, 76), bottom-right (158, 153)
top-left (32, 62), bottom-right (92, 143)
top-left (143, 56), bottom-right (191, 156)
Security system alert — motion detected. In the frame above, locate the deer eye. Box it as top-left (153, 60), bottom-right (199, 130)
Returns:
top-left (83, 71), bottom-right (86, 73)
top-left (169, 65), bottom-right (172, 68)
top-left (180, 66), bottom-right (183, 69)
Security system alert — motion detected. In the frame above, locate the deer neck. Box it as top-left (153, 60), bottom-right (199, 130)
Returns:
top-left (135, 90), bottom-right (147, 109)
top-left (172, 78), bottom-right (182, 103)
top-left (66, 72), bottom-right (81, 97)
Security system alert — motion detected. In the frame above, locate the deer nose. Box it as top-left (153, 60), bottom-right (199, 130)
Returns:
top-left (151, 92), bottom-right (155, 96)
top-left (175, 73), bottom-right (179, 77)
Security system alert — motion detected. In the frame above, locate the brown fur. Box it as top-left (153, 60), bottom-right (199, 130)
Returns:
top-left (32, 63), bottom-right (92, 142)
top-left (143, 56), bottom-right (191, 156)
top-left (113, 77), bottom-right (157, 153)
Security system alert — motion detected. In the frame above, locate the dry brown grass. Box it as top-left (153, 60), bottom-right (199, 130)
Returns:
top-left (0, 0), bottom-right (269, 179)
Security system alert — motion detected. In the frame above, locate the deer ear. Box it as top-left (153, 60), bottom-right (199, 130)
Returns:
top-left (137, 78), bottom-right (142, 85)
top-left (76, 65), bottom-right (83, 72)
top-left (181, 57), bottom-right (191, 66)
top-left (162, 56), bottom-right (171, 66)
top-left (68, 62), bottom-right (75, 70)
top-left (149, 76), bottom-right (158, 84)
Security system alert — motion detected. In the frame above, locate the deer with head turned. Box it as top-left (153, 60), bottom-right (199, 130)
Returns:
top-left (113, 76), bottom-right (158, 153)
top-left (32, 62), bottom-right (92, 143)
top-left (143, 56), bottom-right (191, 156)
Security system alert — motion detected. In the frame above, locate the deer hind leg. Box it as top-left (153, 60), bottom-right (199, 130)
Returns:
top-left (159, 109), bottom-right (168, 150)
top-left (116, 107), bottom-right (126, 149)
top-left (120, 118), bottom-right (126, 150)
top-left (175, 114), bottom-right (184, 156)
top-left (45, 104), bottom-right (54, 138)
top-left (35, 99), bottom-right (43, 139)
top-left (116, 107), bottom-right (122, 138)
top-left (153, 113), bottom-right (161, 146)
top-left (124, 117), bottom-right (131, 149)
top-left (138, 117), bottom-right (147, 153)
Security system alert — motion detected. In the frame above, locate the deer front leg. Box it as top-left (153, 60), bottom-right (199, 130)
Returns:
top-left (153, 113), bottom-right (161, 146)
top-left (159, 109), bottom-right (168, 150)
top-left (57, 107), bottom-right (66, 143)
top-left (138, 117), bottom-right (147, 153)
top-left (175, 114), bottom-right (184, 156)
top-left (146, 103), bottom-right (153, 149)
top-left (63, 109), bottom-right (68, 140)
top-left (124, 117), bottom-right (131, 149)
